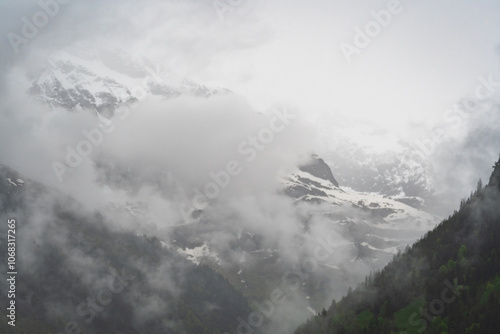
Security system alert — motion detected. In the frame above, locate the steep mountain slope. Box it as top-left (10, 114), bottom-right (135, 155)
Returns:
top-left (167, 155), bottom-right (438, 267)
top-left (98, 154), bottom-right (440, 332)
top-left (167, 156), bottom-right (439, 316)
top-left (0, 165), bottom-right (251, 334)
top-left (295, 156), bottom-right (500, 334)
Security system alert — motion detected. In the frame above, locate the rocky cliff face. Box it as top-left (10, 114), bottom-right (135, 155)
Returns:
top-left (299, 155), bottom-right (339, 187)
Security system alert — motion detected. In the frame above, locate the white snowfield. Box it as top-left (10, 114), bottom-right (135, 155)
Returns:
top-left (177, 242), bottom-right (222, 266)
top-left (284, 170), bottom-right (439, 232)
top-left (6, 178), bottom-right (24, 187)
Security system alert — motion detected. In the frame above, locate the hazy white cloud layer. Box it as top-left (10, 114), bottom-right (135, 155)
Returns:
top-left (1, 0), bottom-right (499, 130)
top-left (1, 1), bottom-right (500, 332)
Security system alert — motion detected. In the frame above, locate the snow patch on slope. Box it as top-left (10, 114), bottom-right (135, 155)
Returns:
top-left (177, 242), bottom-right (222, 266)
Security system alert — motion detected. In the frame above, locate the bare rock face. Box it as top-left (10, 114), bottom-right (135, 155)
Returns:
top-left (299, 154), bottom-right (339, 187)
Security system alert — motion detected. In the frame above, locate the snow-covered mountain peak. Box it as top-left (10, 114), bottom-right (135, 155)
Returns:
top-left (284, 157), bottom-right (439, 232)
top-left (26, 49), bottom-right (232, 115)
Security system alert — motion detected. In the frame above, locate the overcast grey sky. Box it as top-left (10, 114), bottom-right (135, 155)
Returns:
top-left (2, 0), bottom-right (499, 132)
top-left (200, 0), bottom-right (500, 135)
